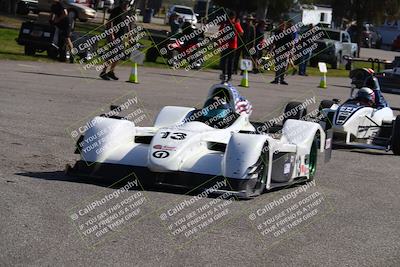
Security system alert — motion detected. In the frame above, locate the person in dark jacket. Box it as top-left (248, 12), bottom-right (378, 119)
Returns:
top-left (253, 19), bottom-right (265, 73)
top-left (271, 21), bottom-right (294, 85)
top-left (49, 0), bottom-right (73, 61)
top-left (234, 15), bottom-right (255, 74)
top-left (298, 24), bottom-right (313, 76)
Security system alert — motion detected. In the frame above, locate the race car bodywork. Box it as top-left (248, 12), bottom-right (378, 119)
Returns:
top-left (319, 68), bottom-right (400, 155)
top-left (66, 84), bottom-right (329, 198)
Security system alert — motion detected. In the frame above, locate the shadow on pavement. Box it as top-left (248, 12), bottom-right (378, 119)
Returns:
top-left (0, 51), bottom-right (48, 59)
top-left (332, 145), bottom-right (391, 156)
top-left (15, 170), bottom-right (199, 197)
top-left (18, 70), bottom-right (99, 80)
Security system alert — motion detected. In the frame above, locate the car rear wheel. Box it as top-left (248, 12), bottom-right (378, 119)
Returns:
top-left (24, 46), bottom-right (35, 56)
top-left (375, 39), bottom-right (382, 49)
top-left (47, 47), bottom-right (58, 59)
top-left (319, 100), bottom-right (334, 111)
top-left (308, 134), bottom-right (318, 180)
top-left (391, 115), bottom-right (400, 155)
top-left (283, 101), bottom-right (308, 122)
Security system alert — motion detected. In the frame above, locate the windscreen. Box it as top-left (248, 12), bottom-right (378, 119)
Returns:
top-left (174, 7), bottom-right (193, 15)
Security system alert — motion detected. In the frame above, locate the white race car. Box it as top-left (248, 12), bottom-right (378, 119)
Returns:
top-left (66, 84), bottom-right (330, 198)
top-left (319, 68), bottom-right (400, 155)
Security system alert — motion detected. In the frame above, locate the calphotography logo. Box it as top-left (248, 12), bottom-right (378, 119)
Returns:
top-left (157, 178), bottom-right (240, 248)
top-left (66, 92), bottom-right (150, 165)
top-left (68, 174), bottom-right (153, 248)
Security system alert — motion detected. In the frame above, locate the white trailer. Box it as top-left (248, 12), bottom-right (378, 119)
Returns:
top-left (288, 4), bottom-right (332, 27)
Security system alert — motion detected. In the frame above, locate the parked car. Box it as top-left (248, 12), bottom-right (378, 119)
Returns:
top-left (103, 0), bottom-right (114, 9)
top-left (165, 5), bottom-right (198, 25)
top-left (16, 18), bottom-right (96, 61)
top-left (16, 0), bottom-right (39, 15)
top-left (392, 34), bottom-right (400, 51)
top-left (63, 0), bottom-right (96, 22)
top-left (347, 24), bottom-right (382, 48)
top-left (96, 0), bottom-right (114, 9)
top-left (38, 0), bottom-right (96, 23)
top-left (310, 28), bottom-right (358, 69)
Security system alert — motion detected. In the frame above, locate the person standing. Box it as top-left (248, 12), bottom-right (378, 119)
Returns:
top-left (298, 24), bottom-right (313, 76)
top-left (253, 19), bottom-right (265, 73)
top-left (49, 0), bottom-right (73, 62)
top-left (235, 15), bottom-right (256, 74)
top-left (286, 20), bottom-right (298, 75)
top-left (169, 12), bottom-right (181, 36)
top-left (99, 0), bottom-right (131, 80)
top-left (271, 21), bottom-right (293, 85)
top-left (219, 11), bottom-right (244, 82)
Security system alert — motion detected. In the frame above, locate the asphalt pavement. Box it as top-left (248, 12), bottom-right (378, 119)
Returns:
top-left (0, 60), bottom-right (399, 266)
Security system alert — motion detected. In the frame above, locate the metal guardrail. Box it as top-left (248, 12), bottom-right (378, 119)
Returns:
top-left (343, 55), bottom-right (393, 72)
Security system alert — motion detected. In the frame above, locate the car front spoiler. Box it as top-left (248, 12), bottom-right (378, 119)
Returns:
top-left (65, 160), bottom-right (259, 198)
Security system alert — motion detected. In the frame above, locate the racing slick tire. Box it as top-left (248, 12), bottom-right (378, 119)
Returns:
top-left (283, 101), bottom-right (308, 122)
top-left (308, 134), bottom-right (319, 181)
top-left (319, 100), bottom-right (335, 111)
top-left (391, 115), bottom-right (400, 155)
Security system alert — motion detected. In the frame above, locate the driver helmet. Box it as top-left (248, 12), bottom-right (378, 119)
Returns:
top-left (356, 87), bottom-right (375, 105)
top-left (202, 96), bottom-right (232, 125)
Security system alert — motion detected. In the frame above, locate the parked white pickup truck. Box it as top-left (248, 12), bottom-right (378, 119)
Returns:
top-left (310, 28), bottom-right (358, 69)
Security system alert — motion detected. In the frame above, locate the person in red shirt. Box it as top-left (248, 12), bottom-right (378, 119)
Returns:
top-left (219, 11), bottom-right (243, 82)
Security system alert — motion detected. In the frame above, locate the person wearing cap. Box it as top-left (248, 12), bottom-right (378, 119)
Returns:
top-left (99, 0), bottom-right (131, 80)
